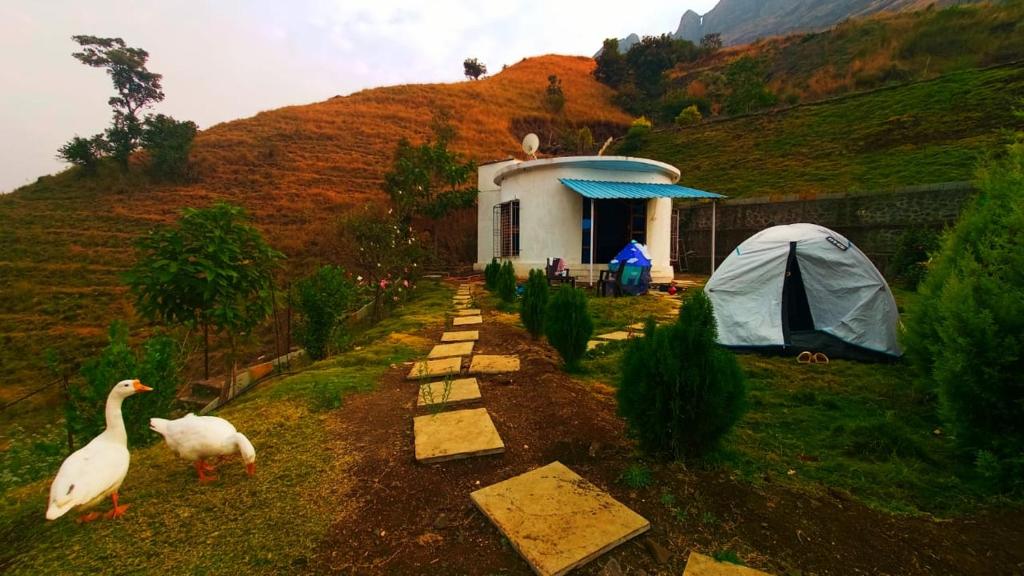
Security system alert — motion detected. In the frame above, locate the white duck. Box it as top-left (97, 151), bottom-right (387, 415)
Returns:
top-left (46, 378), bottom-right (152, 522)
top-left (149, 414), bottom-right (255, 483)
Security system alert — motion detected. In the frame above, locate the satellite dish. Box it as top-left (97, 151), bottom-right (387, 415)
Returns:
top-left (522, 133), bottom-right (539, 158)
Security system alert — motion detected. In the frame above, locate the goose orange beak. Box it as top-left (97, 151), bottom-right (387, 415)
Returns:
top-left (133, 380), bottom-right (153, 392)
top-left (246, 463), bottom-right (256, 476)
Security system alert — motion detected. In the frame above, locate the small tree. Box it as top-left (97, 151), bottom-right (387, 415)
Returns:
top-left (294, 265), bottom-right (356, 361)
top-left (71, 35), bottom-right (165, 169)
top-left (675, 104), bottom-right (703, 126)
top-left (594, 38), bottom-right (628, 89)
top-left (67, 321), bottom-right (181, 448)
top-left (544, 287), bottom-right (593, 371)
top-left (618, 116), bottom-right (653, 156)
top-left (335, 206), bottom-right (420, 320)
top-left (383, 110), bottom-right (477, 255)
top-left (724, 56), bottom-right (777, 116)
top-left (463, 57), bottom-right (486, 80)
top-left (617, 291), bottom-right (746, 459)
top-left (496, 260), bottom-right (517, 303)
top-left (700, 33), bottom-right (723, 52)
top-left (904, 143), bottom-right (1024, 486)
top-left (125, 203), bottom-right (283, 387)
top-left (141, 113), bottom-right (198, 182)
top-left (519, 269), bottom-right (549, 339)
top-left (56, 135), bottom-right (107, 174)
top-left (484, 258), bottom-right (500, 291)
top-left (543, 74), bottom-right (565, 114)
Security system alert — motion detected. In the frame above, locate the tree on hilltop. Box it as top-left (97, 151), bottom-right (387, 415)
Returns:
top-left (464, 57), bottom-right (487, 80)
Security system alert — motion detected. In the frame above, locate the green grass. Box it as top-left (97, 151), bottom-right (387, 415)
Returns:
top-left (626, 65), bottom-right (1024, 199)
top-left (0, 281), bottom-right (447, 574)
top-left (582, 292), bottom-right (1023, 516)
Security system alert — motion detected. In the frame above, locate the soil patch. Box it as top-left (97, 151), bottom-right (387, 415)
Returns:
top-left (312, 294), bottom-right (1024, 575)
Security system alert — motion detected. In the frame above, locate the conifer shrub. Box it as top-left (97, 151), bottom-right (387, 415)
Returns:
top-left (496, 260), bottom-right (517, 303)
top-left (544, 286), bottom-right (593, 371)
top-left (519, 269), bottom-right (550, 338)
top-left (617, 291), bottom-right (746, 460)
top-left (484, 258), bottom-right (500, 291)
top-left (904, 144), bottom-right (1024, 488)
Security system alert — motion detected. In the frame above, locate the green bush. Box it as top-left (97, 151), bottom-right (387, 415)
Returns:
top-left (484, 258), bottom-right (500, 290)
top-left (888, 227), bottom-right (939, 290)
top-left (140, 114), bottom-right (198, 182)
top-left (617, 291), bottom-right (746, 459)
top-left (294, 265), bottom-right (356, 361)
top-left (544, 287), bottom-right (593, 371)
top-left (519, 269), bottom-right (550, 338)
top-left (904, 144), bottom-right (1024, 470)
top-left (496, 260), bottom-right (517, 303)
top-left (68, 321), bottom-right (182, 448)
top-left (675, 104), bottom-right (703, 126)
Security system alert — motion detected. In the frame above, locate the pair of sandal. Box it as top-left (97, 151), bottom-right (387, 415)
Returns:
top-left (797, 351), bottom-right (829, 364)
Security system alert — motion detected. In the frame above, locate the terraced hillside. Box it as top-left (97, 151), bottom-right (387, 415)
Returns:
top-left (0, 55), bottom-right (630, 400)
top-left (621, 64), bottom-right (1024, 198)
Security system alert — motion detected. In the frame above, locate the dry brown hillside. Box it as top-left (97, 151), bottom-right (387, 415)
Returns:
top-left (0, 54), bottom-right (629, 400)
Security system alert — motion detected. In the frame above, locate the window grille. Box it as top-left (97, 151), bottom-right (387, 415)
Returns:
top-left (492, 200), bottom-right (520, 258)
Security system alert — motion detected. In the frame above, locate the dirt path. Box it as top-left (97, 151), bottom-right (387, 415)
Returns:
top-left (311, 287), bottom-right (1024, 575)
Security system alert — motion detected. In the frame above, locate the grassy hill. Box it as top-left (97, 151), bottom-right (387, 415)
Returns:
top-left (619, 63), bottom-right (1024, 198)
top-left (0, 55), bottom-right (629, 401)
top-left (665, 1), bottom-right (1024, 115)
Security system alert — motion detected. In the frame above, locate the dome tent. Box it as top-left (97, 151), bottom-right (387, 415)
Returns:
top-left (609, 241), bottom-right (652, 295)
top-left (704, 224), bottom-right (901, 361)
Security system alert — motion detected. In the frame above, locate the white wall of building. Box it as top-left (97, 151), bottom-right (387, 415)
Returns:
top-left (475, 159), bottom-right (518, 269)
top-left (475, 156), bottom-right (680, 283)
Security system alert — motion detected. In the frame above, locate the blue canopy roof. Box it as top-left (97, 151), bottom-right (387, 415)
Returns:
top-left (559, 178), bottom-right (725, 200)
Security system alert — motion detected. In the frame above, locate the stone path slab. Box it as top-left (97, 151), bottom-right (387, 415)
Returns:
top-left (453, 316), bottom-right (483, 326)
top-left (596, 331), bottom-right (633, 341)
top-left (456, 308), bottom-right (481, 316)
top-left (470, 461), bottom-right (650, 576)
top-left (406, 356), bottom-right (462, 380)
top-left (627, 322), bottom-right (647, 331)
top-left (587, 340), bottom-right (608, 351)
top-left (684, 552), bottom-right (772, 576)
top-left (428, 341), bottom-right (475, 359)
top-left (469, 355), bottom-right (520, 374)
top-left (413, 407), bottom-right (504, 463)
top-left (441, 330), bottom-right (479, 342)
top-left (417, 377), bottom-right (481, 407)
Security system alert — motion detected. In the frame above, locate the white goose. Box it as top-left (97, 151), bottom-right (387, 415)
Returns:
top-left (46, 379), bottom-right (152, 522)
top-left (149, 414), bottom-right (255, 483)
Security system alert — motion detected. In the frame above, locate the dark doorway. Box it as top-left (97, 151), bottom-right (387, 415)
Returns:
top-left (583, 198), bottom-right (647, 263)
top-left (781, 242), bottom-right (815, 341)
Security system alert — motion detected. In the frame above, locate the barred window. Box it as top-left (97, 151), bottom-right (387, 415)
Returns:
top-left (492, 200), bottom-right (520, 258)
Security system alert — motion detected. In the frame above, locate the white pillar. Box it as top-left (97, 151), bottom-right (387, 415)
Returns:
top-left (589, 198), bottom-right (595, 285)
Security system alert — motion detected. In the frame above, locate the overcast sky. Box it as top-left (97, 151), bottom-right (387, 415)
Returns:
top-left (0, 0), bottom-right (718, 193)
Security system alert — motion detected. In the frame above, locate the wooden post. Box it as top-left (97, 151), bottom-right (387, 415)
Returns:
top-left (710, 200), bottom-right (717, 275)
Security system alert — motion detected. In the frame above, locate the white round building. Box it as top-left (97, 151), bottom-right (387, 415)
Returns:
top-left (475, 155), bottom-right (722, 284)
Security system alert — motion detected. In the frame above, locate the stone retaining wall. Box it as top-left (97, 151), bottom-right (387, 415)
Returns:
top-left (675, 182), bottom-right (975, 275)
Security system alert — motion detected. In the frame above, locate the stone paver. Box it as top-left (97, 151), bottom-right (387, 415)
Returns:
top-left (468, 354), bottom-right (520, 374)
top-left (417, 377), bottom-right (481, 407)
top-left (406, 356), bottom-right (462, 380)
top-left (470, 461), bottom-right (649, 576)
top-left (596, 331), bottom-right (633, 341)
top-left (441, 330), bottom-right (479, 342)
top-left (453, 315), bottom-right (483, 326)
top-left (627, 323), bottom-right (647, 331)
top-left (428, 341), bottom-right (475, 359)
top-left (455, 308), bottom-right (481, 316)
top-left (683, 552), bottom-right (773, 576)
top-left (587, 340), bottom-right (608, 351)
top-left (413, 407), bottom-right (504, 463)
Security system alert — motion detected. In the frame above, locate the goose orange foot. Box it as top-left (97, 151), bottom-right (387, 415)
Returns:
top-left (104, 492), bottom-right (129, 519)
top-left (194, 459), bottom-right (219, 483)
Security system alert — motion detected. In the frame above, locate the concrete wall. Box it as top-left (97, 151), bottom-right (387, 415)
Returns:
top-left (476, 159), bottom-right (519, 269)
top-left (674, 182), bottom-right (975, 275)
top-left (476, 158), bottom-right (677, 282)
